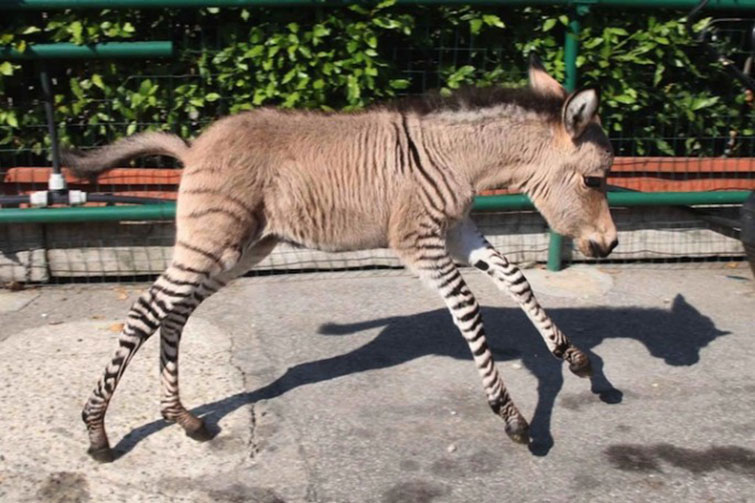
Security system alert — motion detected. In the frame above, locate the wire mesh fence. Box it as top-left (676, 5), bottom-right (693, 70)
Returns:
top-left (2, 204), bottom-right (749, 285)
top-left (1, 5), bottom-right (754, 283)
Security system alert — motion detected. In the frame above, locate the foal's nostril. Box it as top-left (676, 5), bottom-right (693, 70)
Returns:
top-left (608, 238), bottom-right (619, 254)
top-left (588, 240), bottom-right (601, 257)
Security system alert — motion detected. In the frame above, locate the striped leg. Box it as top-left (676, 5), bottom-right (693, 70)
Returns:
top-left (158, 275), bottom-right (225, 441)
top-left (81, 264), bottom-right (209, 462)
top-left (447, 218), bottom-right (592, 377)
top-left (391, 219), bottom-right (529, 444)
top-left (158, 236), bottom-right (278, 439)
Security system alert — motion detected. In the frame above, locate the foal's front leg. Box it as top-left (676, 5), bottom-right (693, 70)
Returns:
top-left (391, 217), bottom-right (529, 444)
top-left (447, 218), bottom-right (592, 377)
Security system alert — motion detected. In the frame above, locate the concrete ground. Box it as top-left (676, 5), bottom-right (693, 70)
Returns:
top-left (0, 265), bottom-right (753, 503)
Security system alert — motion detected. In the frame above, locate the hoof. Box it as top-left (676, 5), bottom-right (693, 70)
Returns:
top-left (505, 417), bottom-right (530, 445)
top-left (569, 358), bottom-right (593, 378)
top-left (597, 388), bottom-right (623, 404)
top-left (185, 421), bottom-right (214, 442)
top-left (87, 445), bottom-right (115, 463)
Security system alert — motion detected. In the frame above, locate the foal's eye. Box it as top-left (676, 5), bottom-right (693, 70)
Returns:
top-left (583, 176), bottom-right (603, 189)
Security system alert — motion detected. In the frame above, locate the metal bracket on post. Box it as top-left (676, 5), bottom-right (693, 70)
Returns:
top-left (38, 62), bottom-right (66, 197)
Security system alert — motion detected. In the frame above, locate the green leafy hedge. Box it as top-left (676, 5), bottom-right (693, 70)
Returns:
top-left (0, 2), bottom-right (750, 162)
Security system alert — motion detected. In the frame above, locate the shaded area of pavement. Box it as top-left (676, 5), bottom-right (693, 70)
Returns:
top-left (1, 266), bottom-right (754, 502)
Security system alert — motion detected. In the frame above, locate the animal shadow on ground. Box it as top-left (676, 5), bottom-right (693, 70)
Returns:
top-left (112, 294), bottom-right (728, 459)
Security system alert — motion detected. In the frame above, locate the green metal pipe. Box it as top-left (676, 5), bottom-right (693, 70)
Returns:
top-left (606, 190), bottom-right (752, 206)
top-left (563, 13), bottom-right (580, 93)
top-left (0, 203), bottom-right (177, 223)
top-left (1, 0), bottom-right (753, 10)
top-left (546, 8), bottom-right (583, 271)
top-left (1, 41), bottom-right (173, 60)
top-left (472, 194), bottom-right (534, 211)
top-left (470, 191), bottom-right (753, 211)
top-left (1, 192), bottom-right (750, 224)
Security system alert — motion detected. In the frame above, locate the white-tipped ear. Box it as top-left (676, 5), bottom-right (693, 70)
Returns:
top-left (528, 53), bottom-right (566, 98)
top-left (562, 88), bottom-right (599, 139)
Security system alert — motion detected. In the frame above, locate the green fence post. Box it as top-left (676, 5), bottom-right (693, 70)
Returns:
top-left (546, 6), bottom-right (584, 271)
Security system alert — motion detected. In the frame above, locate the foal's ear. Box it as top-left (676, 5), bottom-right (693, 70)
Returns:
top-left (528, 53), bottom-right (567, 99)
top-left (562, 88), bottom-right (600, 139)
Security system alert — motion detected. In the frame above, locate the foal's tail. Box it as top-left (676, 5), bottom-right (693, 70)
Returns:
top-left (61, 131), bottom-right (190, 178)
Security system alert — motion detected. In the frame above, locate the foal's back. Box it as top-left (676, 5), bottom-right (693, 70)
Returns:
top-left (179, 108), bottom-right (411, 251)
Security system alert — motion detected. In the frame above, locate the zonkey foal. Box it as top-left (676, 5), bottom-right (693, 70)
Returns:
top-left (64, 57), bottom-right (617, 462)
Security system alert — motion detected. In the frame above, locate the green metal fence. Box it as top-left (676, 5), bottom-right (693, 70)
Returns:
top-left (1, 0), bottom-right (754, 283)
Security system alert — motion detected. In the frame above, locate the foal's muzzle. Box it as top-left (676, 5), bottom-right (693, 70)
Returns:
top-left (587, 238), bottom-right (618, 258)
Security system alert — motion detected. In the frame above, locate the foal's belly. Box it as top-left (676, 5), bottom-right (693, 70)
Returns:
top-left (267, 205), bottom-right (390, 252)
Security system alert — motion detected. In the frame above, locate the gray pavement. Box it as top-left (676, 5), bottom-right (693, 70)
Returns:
top-left (1, 265), bottom-right (754, 503)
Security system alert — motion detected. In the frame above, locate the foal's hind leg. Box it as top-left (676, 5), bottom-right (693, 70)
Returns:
top-left (82, 226), bottom-right (266, 461)
top-left (81, 263), bottom-right (213, 462)
top-left (157, 274), bottom-right (226, 441)
top-left (447, 218), bottom-right (591, 377)
top-left (158, 236), bottom-right (278, 440)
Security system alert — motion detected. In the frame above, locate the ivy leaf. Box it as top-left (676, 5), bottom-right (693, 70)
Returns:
top-left (282, 68), bottom-right (298, 84)
top-left (0, 61), bottom-right (14, 76)
top-left (244, 45), bottom-right (264, 59)
top-left (138, 79), bottom-right (154, 96)
top-left (583, 37), bottom-right (603, 49)
top-left (469, 19), bottom-right (483, 35)
top-left (482, 14), bottom-right (505, 29)
top-left (283, 91), bottom-right (300, 107)
top-left (91, 74), bottom-right (105, 90)
top-left (656, 139), bottom-right (675, 155)
top-left (375, 0), bottom-right (398, 9)
top-left (389, 79), bottom-right (410, 89)
top-left (68, 21), bottom-right (83, 44)
top-left (690, 96), bottom-right (719, 110)
top-left (446, 65), bottom-right (476, 88)
top-left (543, 19), bottom-right (557, 32)
top-left (346, 75), bottom-right (361, 103)
top-left (69, 78), bottom-right (84, 100)
top-left (653, 64), bottom-right (665, 86)
top-left (313, 24), bottom-right (331, 39)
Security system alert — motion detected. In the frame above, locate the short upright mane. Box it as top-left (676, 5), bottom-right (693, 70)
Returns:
top-left (382, 85), bottom-right (564, 119)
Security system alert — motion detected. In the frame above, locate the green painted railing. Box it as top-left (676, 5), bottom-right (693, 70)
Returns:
top-left (1, 41), bottom-right (173, 60)
top-left (0, 0), bottom-right (752, 10)
top-left (1, 192), bottom-right (750, 224)
top-left (0, 203), bottom-right (178, 223)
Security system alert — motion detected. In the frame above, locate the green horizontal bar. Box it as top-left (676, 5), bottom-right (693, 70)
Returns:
top-left (473, 194), bottom-right (535, 211)
top-left (473, 191), bottom-right (752, 211)
top-left (1, 41), bottom-right (173, 60)
top-left (1, 191), bottom-right (750, 223)
top-left (607, 190), bottom-right (752, 206)
top-left (0, 203), bottom-right (177, 223)
top-left (1, 0), bottom-right (753, 10)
